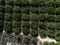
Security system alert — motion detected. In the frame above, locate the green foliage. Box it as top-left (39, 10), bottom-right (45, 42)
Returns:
top-left (4, 21), bottom-right (12, 33)
top-left (55, 0), bottom-right (60, 7)
top-left (49, 42), bottom-right (56, 45)
top-left (5, 5), bottom-right (12, 13)
top-left (30, 37), bottom-right (37, 43)
top-left (39, 22), bottom-right (47, 30)
top-left (0, 0), bottom-right (5, 5)
top-left (22, 36), bottom-right (29, 43)
top-left (5, 13), bottom-right (12, 21)
top-left (30, 30), bottom-right (38, 37)
top-left (40, 7), bottom-right (47, 13)
top-left (13, 0), bottom-right (22, 5)
top-left (12, 21), bottom-right (21, 33)
top-left (47, 7), bottom-right (54, 14)
top-left (56, 15), bottom-right (60, 22)
top-left (47, 29), bottom-right (55, 38)
top-left (5, 0), bottom-right (13, 5)
top-left (47, 0), bottom-right (55, 7)
top-left (22, 21), bottom-right (30, 27)
top-left (44, 41), bottom-right (49, 45)
top-left (0, 0), bottom-right (60, 42)
top-left (48, 23), bottom-right (56, 29)
top-left (13, 6), bottom-right (21, 13)
top-left (22, 0), bottom-right (29, 4)
top-left (0, 20), bottom-right (3, 27)
top-left (56, 30), bottom-right (60, 41)
top-left (31, 7), bottom-right (38, 13)
top-left (57, 42), bottom-right (60, 45)
top-left (37, 0), bottom-right (46, 7)
top-left (39, 29), bottom-right (46, 37)
top-left (12, 21), bottom-right (21, 27)
top-left (21, 13), bottom-right (30, 20)
top-left (23, 27), bottom-right (29, 35)
top-left (30, 14), bottom-right (39, 21)
top-left (22, 7), bottom-right (29, 13)
top-left (31, 21), bottom-right (38, 30)
top-left (56, 7), bottom-right (60, 14)
top-left (39, 14), bottom-right (47, 22)
top-left (47, 15), bottom-right (56, 22)
top-left (0, 5), bottom-right (4, 12)
top-left (29, 0), bottom-right (39, 4)
top-left (12, 27), bottom-right (21, 34)
top-left (13, 13), bottom-right (21, 21)
top-left (16, 36), bottom-right (22, 42)
top-left (56, 23), bottom-right (60, 30)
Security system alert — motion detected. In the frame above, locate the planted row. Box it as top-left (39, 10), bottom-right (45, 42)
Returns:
top-left (0, 5), bottom-right (59, 14)
top-left (39, 22), bottom-right (60, 30)
top-left (12, 21), bottom-right (21, 34)
top-left (11, 0), bottom-right (60, 7)
top-left (1, 0), bottom-right (60, 7)
top-left (5, 13), bottom-right (12, 21)
top-left (4, 21), bottom-right (12, 33)
top-left (13, 13), bottom-right (21, 21)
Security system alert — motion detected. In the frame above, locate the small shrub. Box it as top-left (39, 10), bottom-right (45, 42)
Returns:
top-left (5, 5), bottom-right (12, 13)
top-left (31, 37), bottom-right (38, 44)
top-left (30, 30), bottom-right (38, 37)
top-left (22, 36), bottom-right (29, 43)
top-left (5, 13), bottom-right (12, 21)
top-left (44, 41), bottom-right (49, 45)
top-left (4, 21), bottom-right (12, 33)
top-left (23, 27), bottom-right (29, 35)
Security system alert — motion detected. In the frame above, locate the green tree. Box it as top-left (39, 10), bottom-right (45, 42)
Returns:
top-left (22, 7), bottom-right (29, 13)
top-left (13, 6), bottom-right (21, 13)
top-left (31, 21), bottom-right (38, 30)
top-left (12, 21), bottom-right (21, 34)
top-left (56, 7), bottom-right (60, 15)
top-left (30, 37), bottom-right (38, 45)
top-left (30, 30), bottom-right (38, 37)
top-left (44, 42), bottom-right (49, 45)
top-left (30, 14), bottom-right (39, 21)
top-left (5, 13), bottom-right (12, 21)
top-left (5, 0), bottom-right (13, 5)
top-left (4, 21), bottom-right (12, 33)
top-left (23, 27), bottom-right (29, 35)
top-left (5, 5), bottom-right (12, 13)
top-left (39, 14), bottom-right (47, 22)
top-left (12, 21), bottom-right (21, 27)
top-left (21, 13), bottom-right (30, 20)
top-left (13, 13), bottom-right (21, 21)
top-left (22, 21), bottom-right (30, 27)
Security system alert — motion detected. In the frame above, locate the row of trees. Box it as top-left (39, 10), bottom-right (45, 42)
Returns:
top-left (2, 0), bottom-right (59, 7)
top-left (0, 5), bottom-right (60, 14)
top-left (2, 20), bottom-right (60, 37)
top-left (0, 0), bottom-right (60, 42)
top-left (0, 11), bottom-right (59, 41)
top-left (4, 13), bottom-right (60, 22)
